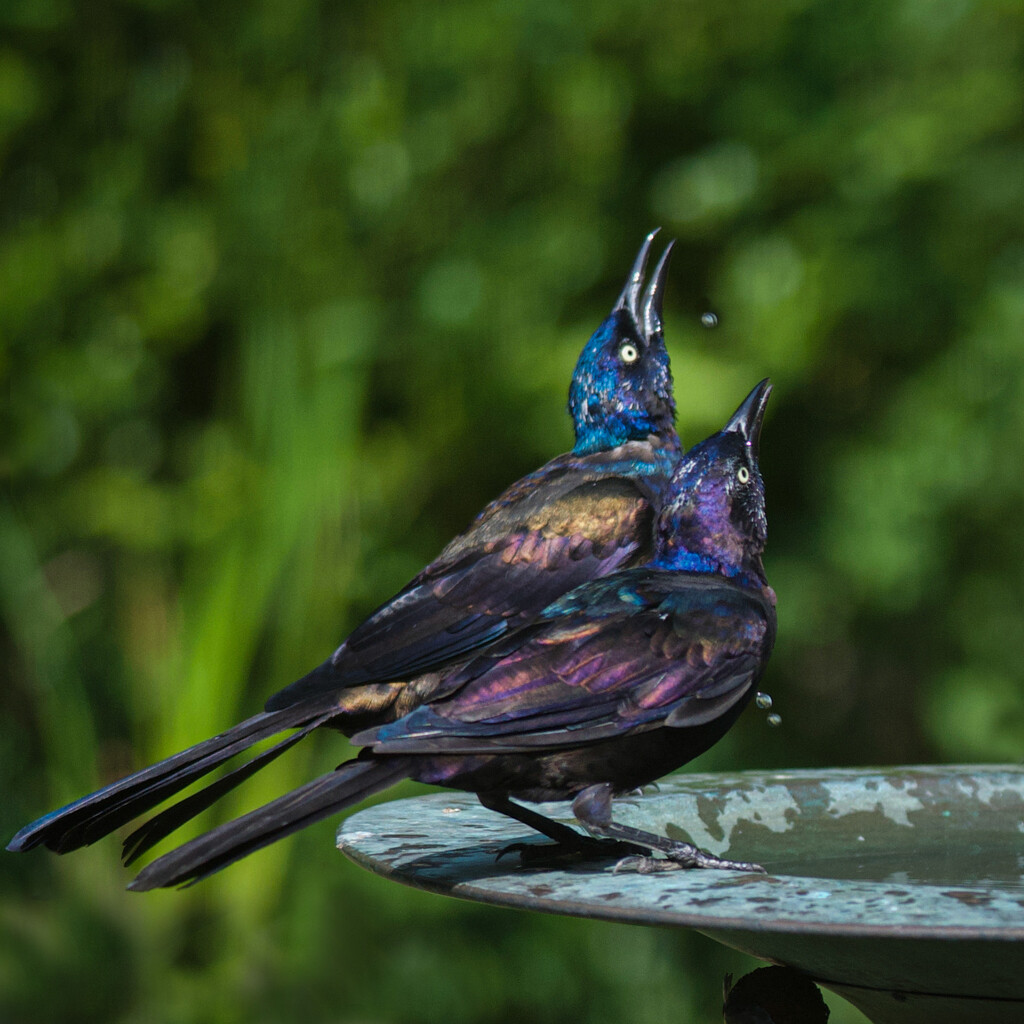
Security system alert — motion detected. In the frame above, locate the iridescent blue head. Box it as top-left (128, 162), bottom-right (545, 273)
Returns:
top-left (653, 379), bottom-right (772, 585)
top-left (569, 230), bottom-right (680, 456)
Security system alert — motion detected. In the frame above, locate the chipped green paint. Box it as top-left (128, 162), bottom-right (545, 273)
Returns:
top-left (339, 766), bottom-right (1024, 1023)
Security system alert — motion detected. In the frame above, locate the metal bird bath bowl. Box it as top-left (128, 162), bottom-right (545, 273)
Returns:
top-left (339, 765), bottom-right (1024, 1024)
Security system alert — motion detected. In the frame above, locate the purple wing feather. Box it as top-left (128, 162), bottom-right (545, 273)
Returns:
top-left (355, 573), bottom-right (773, 753)
top-left (265, 462), bottom-right (660, 711)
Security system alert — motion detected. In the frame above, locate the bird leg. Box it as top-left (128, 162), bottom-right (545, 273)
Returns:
top-left (571, 783), bottom-right (765, 874)
top-left (478, 792), bottom-right (647, 866)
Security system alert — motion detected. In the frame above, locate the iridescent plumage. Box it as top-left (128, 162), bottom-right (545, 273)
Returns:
top-left (7, 230), bottom-right (684, 866)
top-left (266, 230), bottom-right (681, 708)
top-left (9, 380), bottom-right (774, 887)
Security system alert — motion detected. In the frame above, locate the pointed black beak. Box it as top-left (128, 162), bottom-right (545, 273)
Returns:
top-left (725, 378), bottom-right (772, 453)
top-left (613, 230), bottom-right (676, 344)
top-left (641, 240), bottom-right (675, 342)
top-left (613, 229), bottom-right (659, 322)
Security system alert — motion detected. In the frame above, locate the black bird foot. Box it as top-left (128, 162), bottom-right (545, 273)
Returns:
top-left (660, 837), bottom-right (765, 872)
top-left (572, 783), bottom-right (765, 874)
top-left (497, 835), bottom-right (649, 867)
top-left (612, 845), bottom-right (765, 874)
top-left (480, 792), bottom-right (649, 867)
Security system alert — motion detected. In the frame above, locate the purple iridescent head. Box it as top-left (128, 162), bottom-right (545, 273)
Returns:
top-left (653, 379), bottom-right (772, 584)
top-left (568, 230), bottom-right (680, 455)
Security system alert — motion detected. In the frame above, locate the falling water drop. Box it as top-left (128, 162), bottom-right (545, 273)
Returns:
top-left (767, 713), bottom-right (782, 728)
top-left (755, 692), bottom-right (773, 710)
top-left (700, 311), bottom-right (719, 328)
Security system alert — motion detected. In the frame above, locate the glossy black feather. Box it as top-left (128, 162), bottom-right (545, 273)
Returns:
top-left (353, 573), bottom-right (773, 754)
top-left (266, 444), bottom-right (671, 711)
top-left (128, 758), bottom-right (412, 890)
top-left (6, 700), bottom-right (338, 855)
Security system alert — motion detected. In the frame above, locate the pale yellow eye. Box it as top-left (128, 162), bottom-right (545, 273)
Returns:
top-left (737, 466), bottom-right (750, 484)
top-left (619, 343), bottom-right (639, 364)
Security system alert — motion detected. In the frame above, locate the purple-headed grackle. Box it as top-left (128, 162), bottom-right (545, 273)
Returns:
top-left (10, 380), bottom-right (775, 887)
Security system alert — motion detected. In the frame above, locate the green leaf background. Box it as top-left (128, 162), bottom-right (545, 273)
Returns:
top-left (3, 2), bottom-right (1023, 1021)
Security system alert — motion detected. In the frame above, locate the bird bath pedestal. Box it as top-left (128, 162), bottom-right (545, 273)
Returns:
top-left (339, 766), bottom-right (1024, 1024)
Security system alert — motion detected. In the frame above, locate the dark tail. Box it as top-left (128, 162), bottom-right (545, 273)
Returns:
top-left (128, 756), bottom-right (412, 890)
top-left (7, 699), bottom-right (339, 856)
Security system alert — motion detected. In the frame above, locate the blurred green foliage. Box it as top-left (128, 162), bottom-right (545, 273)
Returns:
top-left (2, 1), bottom-right (1023, 1022)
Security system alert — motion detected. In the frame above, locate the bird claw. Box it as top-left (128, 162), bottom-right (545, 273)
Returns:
top-left (613, 855), bottom-right (681, 874)
top-left (612, 843), bottom-right (765, 874)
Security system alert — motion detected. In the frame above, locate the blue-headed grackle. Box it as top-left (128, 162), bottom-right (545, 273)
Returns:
top-left (8, 231), bottom-right (683, 860)
top-left (9, 380), bottom-right (774, 887)
top-left (267, 229), bottom-right (682, 708)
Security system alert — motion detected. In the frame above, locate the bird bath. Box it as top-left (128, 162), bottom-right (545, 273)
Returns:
top-left (339, 765), bottom-right (1024, 1024)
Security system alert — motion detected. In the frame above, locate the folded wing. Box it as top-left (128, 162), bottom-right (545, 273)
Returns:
top-left (266, 464), bottom-right (661, 710)
top-left (354, 573), bottom-right (774, 754)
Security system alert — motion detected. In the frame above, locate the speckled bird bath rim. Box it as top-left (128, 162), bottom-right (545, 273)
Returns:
top-left (339, 766), bottom-right (1024, 1023)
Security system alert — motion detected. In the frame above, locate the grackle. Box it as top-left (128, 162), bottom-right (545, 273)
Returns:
top-left (266, 228), bottom-right (682, 709)
top-left (7, 231), bottom-right (683, 861)
top-left (9, 380), bottom-right (774, 887)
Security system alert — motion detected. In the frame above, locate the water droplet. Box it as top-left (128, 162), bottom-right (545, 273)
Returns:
top-left (700, 311), bottom-right (718, 328)
top-left (755, 691), bottom-right (773, 710)
top-left (767, 713), bottom-right (782, 728)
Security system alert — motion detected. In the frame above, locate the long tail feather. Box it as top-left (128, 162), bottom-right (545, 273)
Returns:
top-left (128, 757), bottom-right (412, 891)
top-left (121, 720), bottom-right (320, 866)
top-left (7, 701), bottom-right (338, 855)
